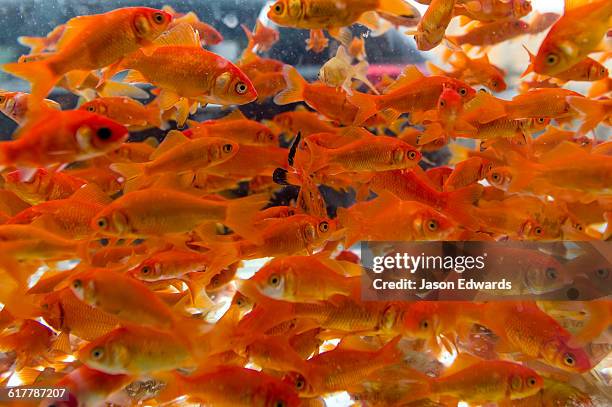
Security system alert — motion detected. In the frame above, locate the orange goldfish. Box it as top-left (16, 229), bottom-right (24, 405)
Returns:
top-left (205, 144), bottom-right (289, 179)
top-left (480, 302), bottom-right (591, 372)
top-left (3, 7), bottom-right (172, 101)
top-left (511, 377), bottom-right (594, 407)
top-left (273, 108), bottom-right (340, 136)
top-left (348, 67), bottom-right (476, 125)
top-left (0, 224), bottom-right (86, 261)
top-left (109, 24), bottom-right (257, 126)
top-left (0, 319), bottom-right (53, 370)
top-left (348, 37), bottom-right (367, 61)
top-left (77, 324), bottom-right (196, 374)
top-left (17, 24), bottom-right (66, 53)
top-left (0, 109), bottom-right (128, 168)
top-left (3, 168), bottom-right (86, 205)
top-left (447, 19), bottom-right (530, 47)
top-left (444, 156), bottom-right (492, 191)
top-left (410, 0), bottom-right (455, 51)
top-left (63, 166), bottom-right (123, 196)
top-left (243, 20), bottom-right (280, 53)
top-left (533, 0), bottom-right (612, 76)
top-left (522, 47), bottom-right (609, 83)
top-left (79, 97), bottom-right (162, 130)
top-left (163, 5), bottom-right (223, 46)
top-left (158, 366), bottom-right (300, 407)
top-left (0, 90), bottom-right (60, 124)
top-left (503, 88), bottom-right (583, 120)
top-left (267, 0), bottom-right (419, 48)
top-left (185, 110), bottom-right (278, 146)
top-left (6, 184), bottom-right (111, 239)
top-left (305, 134), bottom-right (421, 174)
top-left (568, 96), bottom-right (612, 135)
top-left (91, 189), bottom-right (267, 239)
top-left (428, 51), bottom-right (507, 92)
top-left (49, 366), bottom-right (132, 407)
top-left (110, 130), bottom-right (238, 190)
top-left (338, 191), bottom-right (456, 246)
top-left (247, 255), bottom-right (360, 302)
top-left (40, 288), bottom-right (123, 342)
top-left (453, 0), bottom-right (532, 22)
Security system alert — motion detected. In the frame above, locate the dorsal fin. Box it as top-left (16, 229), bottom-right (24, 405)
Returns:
top-left (220, 109), bottom-right (247, 121)
top-left (162, 5), bottom-right (178, 15)
top-left (150, 130), bottom-right (190, 160)
top-left (539, 140), bottom-right (588, 164)
top-left (178, 11), bottom-right (200, 24)
top-left (383, 65), bottom-right (424, 94)
top-left (153, 23), bottom-right (201, 48)
top-left (55, 14), bottom-right (99, 51)
top-left (70, 184), bottom-right (112, 206)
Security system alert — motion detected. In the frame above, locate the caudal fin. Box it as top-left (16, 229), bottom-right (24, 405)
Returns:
top-left (568, 96), bottom-right (607, 135)
top-left (347, 91), bottom-right (381, 125)
top-left (17, 36), bottom-right (47, 53)
top-left (274, 66), bottom-right (307, 105)
top-left (3, 59), bottom-right (58, 103)
top-left (109, 162), bottom-right (147, 192)
top-left (224, 194), bottom-right (269, 244)
top-left (444, 184), bottom-right (483, 230)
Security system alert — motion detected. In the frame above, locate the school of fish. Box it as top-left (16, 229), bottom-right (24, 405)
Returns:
top-left (0, 0), bottom-right (609, 406)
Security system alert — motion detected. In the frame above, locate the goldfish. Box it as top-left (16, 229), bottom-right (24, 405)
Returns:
top-left (163, 5), bottom-right (223, 46)
top-left (158, 366), bottom-right (300, 407)
top-left (347, 66), bottom-right (476, 125)
top-left (17, 24), bottom-right (66, 53)
top-left (79, 96), bottom-right (162, 130)
top-left (185, 110), bottom-right (278, 146)
top-left (410, 0), bottom-right (455, 51)
top-left (348, 37), bottom-right (367, 61)
top-left (0, 319), bottom-right (53, 370)
top-left (0, 90), bottom-right (60, 124)
top-left (110, 130), bottom-right (238, 191)
top-left (318, 46), bottom-right (378, 94)
top-left (108, 24), bottom-right (257, 126)
top-left (273, 108), bottom-right (341, 136)
top-left (511, 377), bottom-right (594, 407)
top-left (0, 109), bottom-right (128, 168)
top-left (533, 0), bottom-right (612, 76)
top-left (3, 168), bottom-right (86, 205)
top-left (447, 19), bottom-right (530, 48)
top-left (479, 301), bottom-right (591, 372)
top-left (267, 0), bottom-right (419, 50)
top-left (91, 189), bottom-right (267, 239)
top-left (453, 0), bottom-right (532, 22)
top-left (243, 20), bottom-right (280, 53)
top-left (338, 191), bottom-right (456, 246)
top-left (428, 51), bottom-right (507, 92)
top-left (3, 7), bottom-right (172, 101)
top-left (522, 47), bottom-right (609, 83)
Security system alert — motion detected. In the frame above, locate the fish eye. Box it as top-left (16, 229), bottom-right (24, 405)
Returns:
top-left (295, 376), bottom-right (305, 390)
top-left (595, 268), bottom-right (609, 279)
top-left (268, 274), bottom-right (281, 287)
top-left (563, 353), bottom-right (575, 366)
top-left (407, 150), bottom-right (418, 160)
top-left (574, 223), bottom-right (583, 231)
top-left (527, 377), bottom-right (537, 387)
top-left (91, 347), bottom-right (104, 360)
top-left (439, 99), bottom-right (446, 107)
top-left (273, 3), bottom-right (284, 14)
top-left (222, 144), bottom-right (233, 153)
top-left (97, 217), bottom-right (108, 229)
top-left (427, 219), bottom-right (438, 231)
top-left (545, 267), bottom-right (557, 280)
top-left (545, 53), bottom-right (559, 66)
top-left (72, 279), bottom-right (82, 290)
top-left (491, 173), bottom-right (500, 182)
top-left (458, 88), bottom-right (467, 96)
top-left (318, 221), bottom-right (329, 233)
top-left (86, 105), bottom-right (96, 112)
top-left (274, 401), bottom-right (286, 407)
top-left (536, 117), bottom-right (545, 124)
top-left (235, 82), bottom-right (248, 95)
top-left (96, 127), bottom-right (113, 140)
top-left (235, 297), bottom-right (244, 307)
top-left (534, 226), bottom-right (543, 235)
top-left (491, 80), bottom-right (498, 88)
top-left (420, 319), bottom-right (430, 330)
top-left (153, 12), bottom-right (165, 24)
top-left (141, 266), bottom-right (150, 275)
top-left (287, 209), bottom-right (295, 216)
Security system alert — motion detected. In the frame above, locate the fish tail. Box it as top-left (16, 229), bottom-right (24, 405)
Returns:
top-left (109, 162), bottom-right (147, 193)
top-left (17, 36), bottom-right (46, 53)
top-left (520, 45), bottom-right (536, 78)
top-left (3, 59), bottom-right (58, 103)
top-left (224, 193), bottom-right (270, 244)
top-left (376, 0), bottom-right (419, 21)
top-left (98, 81), bottom-right (149, 99)
top-left (304, 139), bottom-right (330, 173)
top-left (336, 207), bottom-right (362, 248)
top-left (183, 273), bottom-right (215, 310)
top-left (274, 66), bottom-right (306, 105)
top-left (426, 61), bottom-right (446, 76)
top-left (568, 96), bottom-right (606, 135)
top-left (354, 61), bottom-right (380, 95)
top-left (348, 91), bottom-right (380, 125)
top-left (444, 184), bottom-right (483, 230)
